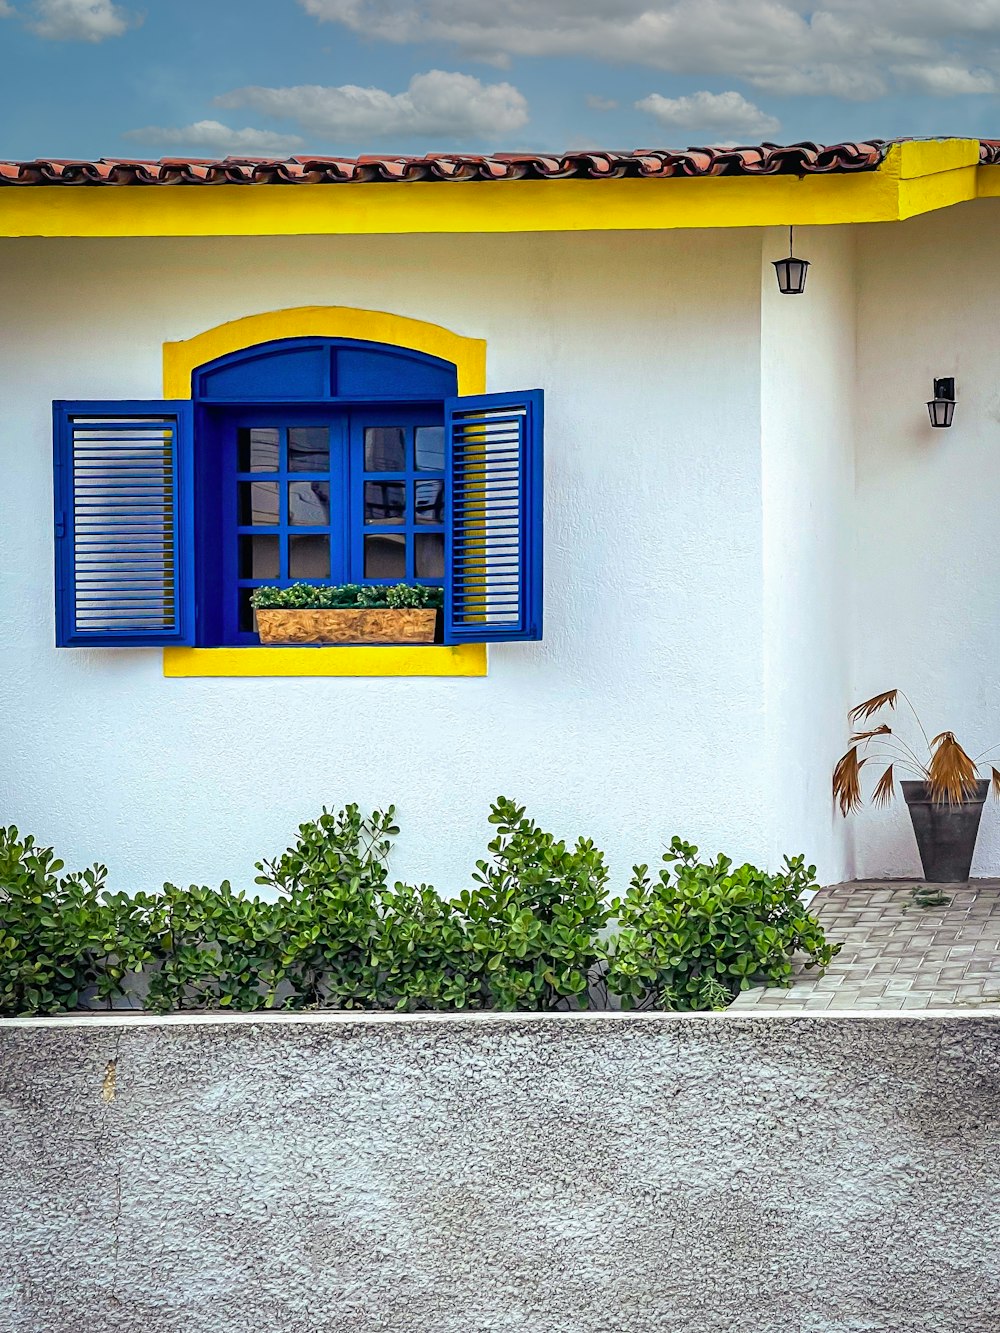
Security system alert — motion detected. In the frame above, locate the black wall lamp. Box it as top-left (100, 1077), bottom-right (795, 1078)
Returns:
top-left (773, 226), bottom-right (810, 294)
top-left (927, 377), bottom-right (956, 428)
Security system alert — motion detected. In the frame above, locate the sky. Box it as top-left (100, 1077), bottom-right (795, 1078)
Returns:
top-left (2, 1), bottom-right (1000, 160)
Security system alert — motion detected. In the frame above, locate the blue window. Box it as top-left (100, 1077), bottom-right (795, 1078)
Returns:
top-left (53, 338), bottom-right (543, 648)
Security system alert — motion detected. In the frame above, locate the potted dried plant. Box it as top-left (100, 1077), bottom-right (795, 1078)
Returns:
top-left (250, 582), bottom-right (442, 646)
top-left (833, 690), bottom-right (1000, 883)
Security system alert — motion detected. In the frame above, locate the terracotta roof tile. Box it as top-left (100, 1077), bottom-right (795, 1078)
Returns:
top-left (0, 141), bottom-right (890, 186)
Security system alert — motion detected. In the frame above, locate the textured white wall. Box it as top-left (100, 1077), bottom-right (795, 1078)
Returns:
top-left (854, 200), bottom-right (1000, 877)
top-left (0, 230), bottom-right (770, 895)
top-left (761, 226), bottom-right (857, 884)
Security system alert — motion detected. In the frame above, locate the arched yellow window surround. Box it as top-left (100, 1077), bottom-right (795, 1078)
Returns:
top-left (160, 306), bottom-right (488, 678)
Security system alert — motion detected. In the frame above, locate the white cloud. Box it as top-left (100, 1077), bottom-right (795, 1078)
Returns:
top-left (893, 63), bottom-right (998, 96)
top-left (0, 2), bottom-right (15, 18)
top-left (299, 0), bottom-right (1000, 103)
top-left (27, 0), bottom-right (133, 41)
top-left (217, 70), bottom-right (529, 141)
top-left (637, 89), bottom-right (780, 141)
top-left (123, 121), bottom-right (306, 157)
top-left (586, 94), bottom-right (619, 111)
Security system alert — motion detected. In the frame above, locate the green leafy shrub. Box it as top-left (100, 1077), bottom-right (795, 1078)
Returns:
top-left (250, 582), bottom-right (443, 610)
top-left (0, 828), bottom-right (113, 1015)
top-left (605, 839), bottom-right (839, 1011)
top-left (254, 805), bottom-right (397, 1009)
top-left (458, 797), bottom-right (612, 1010)
top-left (0, 808), bottom-right (840, 1017)
top-left (137, 882), bottom-right (285, 1014)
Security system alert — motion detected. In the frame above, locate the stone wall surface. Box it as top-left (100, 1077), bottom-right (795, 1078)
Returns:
top-left (0, 1012), bottom-right (997, 1333)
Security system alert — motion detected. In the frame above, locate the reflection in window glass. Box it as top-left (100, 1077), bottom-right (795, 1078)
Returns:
top-left (288, 427), bottom-right (329, 473)
top-left (239, 588), bottom-right (259, 634)
top-left (289, 535), bottom-right (330, 579)
top-left (239, 534), bottom-right (280, 579)
top-left (415, 425), bottom-right (444, 471)
top-left (364, 534), bottom-right (407, 579)
top-left (415, 533), bottom-right (445, 578)
top-left (414, 479), bottom-right (444, 524)
top-left (238, 427), bottom-right (279, 473)
top-left (364, 427), bottom-right (405, 472)
top-left (364, 481), bottom-right (406, 525)
top-left (240, 481), bottom-right (279, 525)
top-left (288, 481), bottom-right (330, 526)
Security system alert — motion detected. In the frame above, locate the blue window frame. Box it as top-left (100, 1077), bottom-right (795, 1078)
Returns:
top-left (53, 339), bottom-right (544, 649)
top-left (205, 404), bottom-right (445, 645)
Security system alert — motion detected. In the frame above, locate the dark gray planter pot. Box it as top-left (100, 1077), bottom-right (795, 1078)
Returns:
top-left (901, 780), bottom-right (988, 883)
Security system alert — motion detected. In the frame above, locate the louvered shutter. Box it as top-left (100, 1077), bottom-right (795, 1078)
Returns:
top-left (53, 401), bottom-right (195, 646)
top-left (443, 390), bottom-right (543, 644)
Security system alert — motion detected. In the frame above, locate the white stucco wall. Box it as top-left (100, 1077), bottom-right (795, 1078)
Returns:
top-left (13, 206), bottom-right (989, 892)
top-left (761, 226), bottom-right (856, 884)
top-left (854, 200), bottom-right (1000, 877)
top-left (0, 229), bottom-right (773, 895)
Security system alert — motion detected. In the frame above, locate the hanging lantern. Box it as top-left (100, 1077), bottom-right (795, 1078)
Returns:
top-left (773, 226), bottom-right (810, 294)
top-left (927, 378), bottom-right (956, 428)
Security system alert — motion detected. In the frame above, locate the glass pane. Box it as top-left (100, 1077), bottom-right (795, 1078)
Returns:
top-left (288, 427), bottom-right (329, 473)
top-left (239, 588), bottom-right (259, 634)
top-left (289, 535), bottom-right (330, 579)
top-left (415, 425), bottom-right (445, 472)
top-left (415, 533), bottom-right (444, 579)
top-left (288, 480), bottom-right (330, 526)
top-left (414, 479), bottom-right (444, 525)
top-left (364, 427), bottom-right (405, 472)
top-left (239, 481), bottom-right (279, 525)
top-left (239, 534), bottom-right (280, 579)
top-left (364, 481), bottom-right (406, 525)
top-left (238, 427), bottom-right (279, 473)
top-left (364, 534), bottom-right (406, 579)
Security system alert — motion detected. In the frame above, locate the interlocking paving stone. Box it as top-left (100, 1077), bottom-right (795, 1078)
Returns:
top-left (731, 880), bottom-right (1000, 1011)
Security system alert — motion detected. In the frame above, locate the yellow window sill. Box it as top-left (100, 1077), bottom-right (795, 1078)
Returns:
top-left (163, 644), bottom-right (487, 678)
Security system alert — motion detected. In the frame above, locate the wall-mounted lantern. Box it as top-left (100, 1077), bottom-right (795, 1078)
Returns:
top-left (927, 377), bottom-right (956, 428)
top-left (772, 226), bottom-right (810, 294)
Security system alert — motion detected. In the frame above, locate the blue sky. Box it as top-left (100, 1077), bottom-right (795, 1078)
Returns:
top-left (2, 0), bottom-right (1000, 159)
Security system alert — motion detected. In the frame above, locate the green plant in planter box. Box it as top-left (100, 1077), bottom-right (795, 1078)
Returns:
top-left (250, 582), bottom-right (444, 610)
top-left (606, 839), bottom-right (839, 1011)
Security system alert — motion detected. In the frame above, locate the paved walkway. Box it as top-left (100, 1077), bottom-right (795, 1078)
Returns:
top-left (731, 881), bottom-right (1000, 1011)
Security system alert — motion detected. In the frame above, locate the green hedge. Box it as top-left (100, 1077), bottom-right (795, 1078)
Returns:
top-left (0, 799), bottom-right (839, 1016)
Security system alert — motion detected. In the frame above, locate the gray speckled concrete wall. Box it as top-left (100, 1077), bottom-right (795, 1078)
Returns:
top-left (0, 1012), bottom-right (997, 1333)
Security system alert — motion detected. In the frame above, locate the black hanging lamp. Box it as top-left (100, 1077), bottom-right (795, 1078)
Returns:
top-left (927, 377), bottom-right (956, 428)
top-left (773, 225), bottom-right (810, 294)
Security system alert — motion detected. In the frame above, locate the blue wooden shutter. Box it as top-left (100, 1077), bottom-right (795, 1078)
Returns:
top-left (444, 390), bottom-right (543, 644)
top-left (53, 401), bottom-right (195, 647)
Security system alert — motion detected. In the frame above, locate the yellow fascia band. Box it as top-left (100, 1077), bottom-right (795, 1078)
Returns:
top-left (162, 304), bottom-right (487, 679)
top-left (2, 139), bottom-right (989, 237)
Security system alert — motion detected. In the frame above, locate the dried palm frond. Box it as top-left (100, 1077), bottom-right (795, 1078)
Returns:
top-left (927, 732), bottom-right (980, 805)
top-left (991, 767), bottom-right (1000, 800)
top-left (873, 764), bottom-right (895, 808)
top-left (850, 724), bottom-right (892, 744)
top-left (833, 747), bottom-right (866, 816)
top-left (849, 690), bottom-right (898, 725)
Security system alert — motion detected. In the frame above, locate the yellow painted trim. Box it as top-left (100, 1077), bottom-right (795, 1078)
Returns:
top-left (163, 644), bottom-right (487, 677)
top-left (162, 305), bottom-right (487, 678)
top-left (163, 305), bottom-right (486, 398)
top-left (891, 138), bottom-right (980, 178)
top-left (2, 141), bottom-right (992, 237)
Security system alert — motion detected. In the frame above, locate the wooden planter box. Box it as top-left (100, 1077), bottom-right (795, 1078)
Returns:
top-left (255, 607), bottom-right (438, 646)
